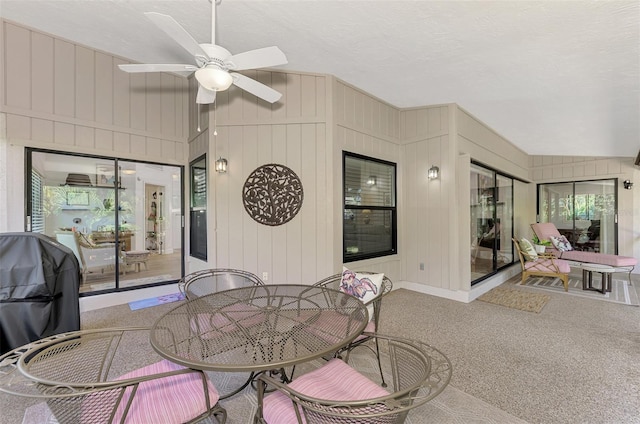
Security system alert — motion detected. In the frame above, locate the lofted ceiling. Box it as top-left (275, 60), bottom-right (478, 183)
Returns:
top-left (1, 0), bottom-right (638, 157)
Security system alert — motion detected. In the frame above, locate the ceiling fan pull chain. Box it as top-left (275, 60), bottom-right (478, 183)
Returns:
top-left (213, 102), bottom-right (218, 136)
top-left (197, 104), bottom-right (201, 132)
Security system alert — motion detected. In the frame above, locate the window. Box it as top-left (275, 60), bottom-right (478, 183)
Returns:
top-left (190, 155), bottom-right (207, 261)
top-left (343, 152), bottom-right (397, 262)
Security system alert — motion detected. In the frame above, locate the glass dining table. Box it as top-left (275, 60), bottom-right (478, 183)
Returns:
top-left (150, 284), bottom-right (369, 396)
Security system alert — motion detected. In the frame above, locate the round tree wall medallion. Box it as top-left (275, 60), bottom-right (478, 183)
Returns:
top-left (242, 164), bottom-right (304, 226)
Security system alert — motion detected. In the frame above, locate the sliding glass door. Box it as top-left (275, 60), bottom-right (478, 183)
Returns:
top-left (537, 179), bottom-right (617, 254)
top-left (27, 149), bottom-right (183, 295)
top-left (470, 163), bottom-right (514, 283)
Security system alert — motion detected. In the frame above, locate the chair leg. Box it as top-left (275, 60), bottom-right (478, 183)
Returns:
top-left (373, 336), bottom-right (387, 388)
top-left (561, 275), bottom-right (569, 291)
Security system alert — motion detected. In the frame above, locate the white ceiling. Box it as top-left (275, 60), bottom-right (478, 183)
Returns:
top-left (1, 0), bottom-right (638, 157)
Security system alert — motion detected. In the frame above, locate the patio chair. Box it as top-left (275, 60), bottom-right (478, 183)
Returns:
top-left (177, 269), bottom-right (265, 398)
top-left (254, 332), bottom-right (452, 424)
top-left (55, 231), bottom-right (121, 284)
top-left (531, 222), bottom-right (637, 284)
top-left (178, 268), bottom-right (264, 300)
top-left (513, 237), bottom-right (570, 291)
top-left (313, 270), bottom-right (393, 386)
top-left (0, 327), bottom-right (227, 424)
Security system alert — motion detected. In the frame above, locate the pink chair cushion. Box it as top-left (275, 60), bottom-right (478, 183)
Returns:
top-left (112, 360), bottom-right (219, 424)
top-left (559, 251), bottom-right (637, 267)
top-left (532, 222), bottom-right (637, 267)
top-left (300, 310), bottom-right (369, 345)
top-left (531, 223), bottom-right (561, 241)
top-left (262, 358), bottom-right (389, 424)
top-left (525, 258), bottom-right (571, 274)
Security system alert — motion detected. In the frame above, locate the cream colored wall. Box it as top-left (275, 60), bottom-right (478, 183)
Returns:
top-left (399, 104), bottom-right (457, 290)
top-left (332, 78), bottom-right (402, 281)
top-left (0, 20), bottom-right (189, 163)
top-left (529, 155), bottom-right (639, 268)
top-left (203, 70), bottom-right (332, 284)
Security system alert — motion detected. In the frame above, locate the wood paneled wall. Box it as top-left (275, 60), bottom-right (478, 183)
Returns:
top-left (201, 71), bottom-right (331, 284)
top-left (399, 105), bottom-right (465, 291)
top-left (456, 107), bottom-right (529, 180)
top-left (333, 79), bottom-right (402, 281)
top-left (1, 19), bottom-right (188, 163)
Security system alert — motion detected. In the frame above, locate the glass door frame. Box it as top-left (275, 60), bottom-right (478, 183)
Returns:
top-left (25, 147), bottom-right (185, 296)
top-left (536, 178), bottom-right (619, 254)
top-left (470, 161), bottom-right (516, 285)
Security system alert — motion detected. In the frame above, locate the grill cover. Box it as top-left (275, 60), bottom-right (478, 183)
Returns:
top-left (0, 232), bottom-right (80, 354)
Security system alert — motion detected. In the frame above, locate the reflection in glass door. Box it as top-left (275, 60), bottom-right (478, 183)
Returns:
top-left (538, 179), bottom-right (617, 254)
top-left (470, 163), bottom-right (513, 283)
top-left (27, 150), bottom-right (183, 294)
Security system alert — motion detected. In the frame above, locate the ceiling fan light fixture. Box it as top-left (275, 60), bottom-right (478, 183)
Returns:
top-left (195, 67), bottom-right (233, 91)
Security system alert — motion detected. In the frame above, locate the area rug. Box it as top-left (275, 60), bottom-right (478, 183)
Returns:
top-left (478, 286), bottom-right (551, 313)
top-left (128, 292), bottom-right (185, 311)
top-left (519, 276), bottom-right (639, 306)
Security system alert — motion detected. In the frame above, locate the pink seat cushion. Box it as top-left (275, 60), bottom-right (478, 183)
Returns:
top-left (112, 360), bottom-right (219, 424)
top-left (531, 223), bottom-right (561, 241)
top-left (262, 358), bottom-right (389, 424)
top-left (532, 222), bottom-right (637, 267)
top-left (525, 258), bottom-right (571, 274)
top-left (559, 251), bottom-right (637, 267)
top-left (300, 310), bottom-right (371, 345)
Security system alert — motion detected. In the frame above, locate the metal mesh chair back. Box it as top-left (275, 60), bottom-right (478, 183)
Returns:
top-left (178, 268), bottom-right (264, 299)
top-left (256, 333), bottom-right (452, 424)
top-left (314, 271), bottom-right (393, 329)
top-left (0, 328), bottom-right (227, 424)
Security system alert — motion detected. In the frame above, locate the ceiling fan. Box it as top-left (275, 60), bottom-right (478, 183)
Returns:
top-left (118, 1), bottom-right (287, 105)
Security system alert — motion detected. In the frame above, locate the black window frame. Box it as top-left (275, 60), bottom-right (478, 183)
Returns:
top-left (343, 151), bottom-right (397, 262)
top-left (189, 154), bottom-right (208, 261)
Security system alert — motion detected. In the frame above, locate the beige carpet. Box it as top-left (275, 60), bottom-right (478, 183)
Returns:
top-left (478, 286), bottom-right (551, 313)
top-left (518, 276), bottom-right (639, 306)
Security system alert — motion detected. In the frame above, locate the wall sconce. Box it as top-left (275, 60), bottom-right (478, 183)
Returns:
top-left (215, 157), bottom-right (228, 173)
top-left (366, 176), bottom-right (377, 186)
top-left (428, 165), bottom-right (440, 180)
top-left (623, 180), bottom-right (633, 190)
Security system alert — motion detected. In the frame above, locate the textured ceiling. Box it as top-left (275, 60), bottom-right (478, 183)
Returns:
top-left (1, 0), bottom-right (638, 157)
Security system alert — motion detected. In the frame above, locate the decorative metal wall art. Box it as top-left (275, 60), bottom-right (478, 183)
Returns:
top-left (242, 164), bottom-right (304, 226)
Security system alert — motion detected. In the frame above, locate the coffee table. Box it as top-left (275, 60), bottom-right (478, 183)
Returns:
top-left (582, 263), bottom-right (614, 294)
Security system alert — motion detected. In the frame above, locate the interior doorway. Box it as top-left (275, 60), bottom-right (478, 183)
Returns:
top-left (145, 184), bottom-right (165, 254)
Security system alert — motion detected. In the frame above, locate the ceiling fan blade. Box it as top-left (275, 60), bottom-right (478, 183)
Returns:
top-left (144, 12), bottom-right (210, 60)
top-left (196, 85), bottom-right (217, 105)
top-left (231, 73), bottom-right (282, 103)
top-left (118, 64), bottom-right (197, 73)
top-left (227, 46), bottom-right (288, 71)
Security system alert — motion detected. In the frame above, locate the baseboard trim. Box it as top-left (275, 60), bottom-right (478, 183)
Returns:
top-left (396, 265), bottom-right (521, 303)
